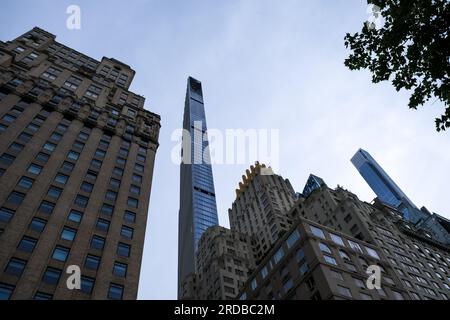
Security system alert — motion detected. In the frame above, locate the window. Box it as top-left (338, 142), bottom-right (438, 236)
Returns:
top-left (39, 201), bottom-right (55, 214)
top-left (108, 283), bottom-right (124, 300)
top-left (119, 148), bottom-right (128, 157)
top-left (67, 151), bottom-right (80, 161)
top-left (330, 233), bottom-right (345, 246)
top-left (85, 171), bottom-right (97, 181)
top-left (299, 262), bottom-right (309, 276)
top-left (50, 132), bottom-right (62, 142)
top-left (0, 153), bottom-right (15, 166)
top-left (113, 262), bottom-right (127, 278)
top-left (68, 210), bottom-right (83, 223)
top-left (353, 277), bottom-right (365, 289)
top-left (8, 142), bottom-right (24, 153)
top-left (365, 247), bottom-right (380, 260)
top-left (17, 177), bottom-right (34, 190)
top-left (85, 85), bottom-right (102, 99)
top-left (337, 285), bottom-right (352, 298)
top-left (78, 132), bottom-right (89, 141)
top-left (6, 258), bottom-right (26, 276)
top-left (348, 240), bottom-right (363, 253)
top-left (54, 174), bottom-right (69, 185)
top-left (52, 246), bottom-right (70, 262)
top-left (101, 204), bottom-right (114, 216)
top-left (18, 132), bottom-right (33, 143)
top-left (324, 255), bottom-right (338, 266)
top-left (134, 164), bottom-right (144, 173)
top-left (137, 154), bottom-right (146, 163)
top-left (91, 235), bottom-right (105, 250)
top-left (7, 191), bottom-right (25, 205)
top-left (47, 187), bottom-right (62, 199)
top-left (310, 225), bottom-right (326, 239)
top-left (96, 219), bottom-right (110, 232)
top-left (105, 190), bottom-right (118, 202)
top-left (61, 227), bottom-right (77, 241)
top-left (339, 250), bottom-right (351, 261)
top-left (116, 157), bottom-right (126, 166)
top-left (0, 208), bottom-right (14, 223)
top-left (27, 163), bottom-right (42, 175)
top-left (110, 178), bottom-right (121, 189)
top-left (27, 123), bottom-right (40, 133)
top-left (61, 161), bottom-right (74, 173)
top-left (124, 211), bottom-right (136, 223)
top-left (117, 243), bottom-right (130, 257)
top-left (2, 114), bottom-right (17, 124)
top-left (64, 76), bottom-right (82, 90)
top-left (56, 123), bottom-right (69, 132)
top-left (33, 292), bottom-right (53, 300)
top-left (43, 142), bottom-right (57, 152)
top-left (127, 197), bottom-right (138, 208)
top-left (132, 174), bottom-right (142, 184)
top-left (95, 149), bottom-right (106, 159)
top-left (319, 242), bottom-right (332, 254)
top-left (274, 248), bottom-right (285, 264)
top-left (91, 159), bottom-right (102, 169)
top-left (391, 290), bottom-right (404, 300)
top-left (85, 255), bottom-right (101, 270)
top-left (74, 195), bottom-right (89, 208)
top-left (29, 217), bottom-right (46, 232)
top-left (0, 283), bottom-right (14, 300)
top-left (80, 276), bottom-right (95, 294)
top-left (18, 236), bottom-right (37, 253)
top-left (130, 185), bottom-right (140, 195)
top-left (113, 167), bottom-right (123, 177)
top-left (121, 226), bottom-right (134, 239)
top-left (80, 182), bottom-right (94, 193)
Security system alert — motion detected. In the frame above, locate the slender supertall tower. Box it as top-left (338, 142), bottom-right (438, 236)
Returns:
top-left (178, 77), bottom-right (218, 298)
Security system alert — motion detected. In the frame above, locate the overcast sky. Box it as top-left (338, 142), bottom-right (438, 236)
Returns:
top-left (1, 0), bottom-right (448, 300)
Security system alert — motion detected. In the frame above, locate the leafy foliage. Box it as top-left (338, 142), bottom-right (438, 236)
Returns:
top-left (344, 0), bottom-right (450, 131)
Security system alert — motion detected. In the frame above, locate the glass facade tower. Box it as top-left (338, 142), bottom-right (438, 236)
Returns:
top-left (178, 77), bottom-right (219, 297)
top-left (351, 148), bottom-right (417, 220)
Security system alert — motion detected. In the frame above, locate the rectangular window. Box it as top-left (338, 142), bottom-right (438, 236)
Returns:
top-left (130, 185), bottom-right (140, 195)
top-left (54, 173), bottom-right (69, 185)
top-left (96, 218), bottom-right (110, 232)
top-left (6, 258), bottom-right (26, 276)
top-left (330, 233), bottom-right (345, 246)
top-left (68, 210), bottom-right (83, 223)
top-left (61, 227), bottom-right (77, 241)
top-left (348, 240), bottom-right (363, 253)
top-left (117, 243), bottom-right (130, 257)
top-left (0, 153), bottom-right (15, 166)
top-left (85, 255), bottom-right (101, 270)
top-left (108, 283), bottom-right (124, 300)
top-left (52, 246), bottom-right (70, 262)
top-left (113, 262), bottom-right (127, 278)
top-left (33, 292), bottom-right (53, 300)
top-left (7, 191), bottom-right (25, 205)
top-left (134, 164), bottom-right (144, 173)
top-left (61, 161), bottom-right (74, 173)
top-left (310, 225), bottom-right (326, 239)
top-left (100, 204), bottom-right (114, 217)
top-left (17, 177), bottom-right (34, 190)
top-left (127, 197), bottom-right (138, 208)
top-left (113, 167), bottom-right (123, 177)
top-left (324, 255), bottom-right (338, 266)
top-left (110, 178), bottom-right (121, 189)
top-left (43, 142), bottom-right (57, 153)
top-left (284, 230), bottom-right (299, 249)
top-left (74, 195), bottom-right (89, 208)
top-left (132, 174), bottom-right (142, 184)
top-left (0, 207), bottom-right (15, 223)
top-left (47, 187), bottom-right (62, 199)
top-left (105, 190), bottom-right (118, 202)
top-left (29, 217), bottom-right (46, 232)
top-left (80, 182), bottom-right (94, 193)
top-left (0, 284), bottom-right (15, 300)
top-left (121, 226), bottom-right (134, 239)
top-left (17, 236), bottom-right (37, 253)
top-left (67, 151), bottom-right (80, 161)
top-left (123, 211), bottom-right (136, 223)
top-left (80, 276), bottom-right (95, 294)
top-left (91, 235), bottom-right (105, 251)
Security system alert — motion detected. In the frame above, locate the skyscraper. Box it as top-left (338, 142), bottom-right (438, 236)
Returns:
top-left (0, 28), bottom-right (160, 300)
top-left (351, 148), bottom-right (419, 221)
top-left (178, 77), bottom-right (219, 297)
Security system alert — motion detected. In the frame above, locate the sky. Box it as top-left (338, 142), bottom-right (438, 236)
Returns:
top-left (1, 0), bottom-right (449, 300)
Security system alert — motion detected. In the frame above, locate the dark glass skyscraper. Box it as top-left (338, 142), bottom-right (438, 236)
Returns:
top-left (351, 148), bottom-right (417, 220)
top-left (178, 77), bottom-right (218, 297)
